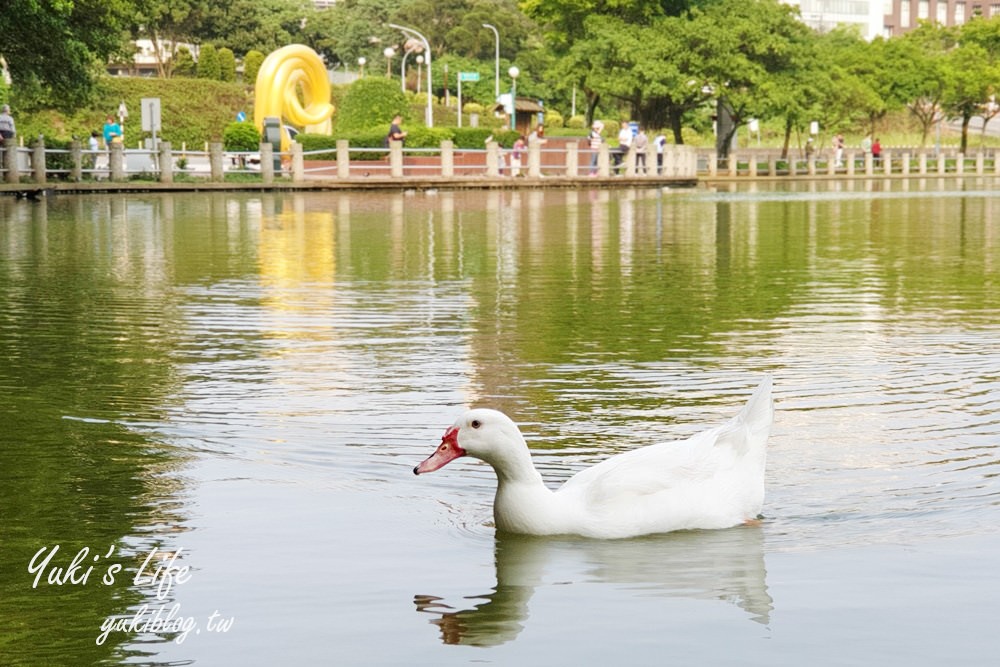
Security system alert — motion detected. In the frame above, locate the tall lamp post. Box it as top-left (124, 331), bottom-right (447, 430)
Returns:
top-left (383, 47), bottom-right (395, 78)
top-left (416, 55), bottom-right (424, 94)
top-left (400, 41), bottom-right (420, 93)
top-left (389, 23), bottom-right (433, 127)
top-left (508, 66), bottom-right (519, 132)
top-left (358, 56), bottom-right (366, 77)
top-left (482, 23), bottom-right (500, 101)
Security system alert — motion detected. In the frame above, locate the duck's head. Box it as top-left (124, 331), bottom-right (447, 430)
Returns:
top-left (414, 408), bottom-right (526, 475)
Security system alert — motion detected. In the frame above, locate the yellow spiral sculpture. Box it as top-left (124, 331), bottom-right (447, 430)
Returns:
top-left (254, 45), bottom-right (335, 151)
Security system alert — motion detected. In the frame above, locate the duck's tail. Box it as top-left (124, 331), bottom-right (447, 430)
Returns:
top-left (741, 375), bottom-right (773, 438)
top-left (714, 375), bottom-right (773, 457)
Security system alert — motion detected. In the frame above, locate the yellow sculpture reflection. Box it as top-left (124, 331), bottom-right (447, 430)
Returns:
top-left (253, 45), bottom-right (335, 151)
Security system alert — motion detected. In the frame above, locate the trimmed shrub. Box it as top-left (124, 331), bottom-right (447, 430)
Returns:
top-left (223, 121), bottom-right (260, 151)
top-left (173, 47), bottom-right (196, 77)
top-left (566, 115), bottom-right (586, 129)
top-left (197, 44), bottom-right (220, 80)
top-left (462, 102), bottom-right (484, 115)
top-left (243, 50), bottom-right (265, 86)
top-left (336, 78), bottom-right (410, 133)
top-left (218, 48), bottom-right (236, 82)
top-left (544, 110), bottom-right (564, 129)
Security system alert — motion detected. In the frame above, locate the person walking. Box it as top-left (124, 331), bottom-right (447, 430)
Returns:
top-left (510, 135), bottom-right (526, 177)
top-left (588, 121), bottom-right (604, 175)
top-left (633, 126), bottom-right (649, 175)
top-left (0, 104), bottom-right (15, 166)
top-left (654, 133), bottom-right (666, 175)
top-left (615, 123), bottom-right (633, 174)
top-left (0, 104), bottom-right (15, 143)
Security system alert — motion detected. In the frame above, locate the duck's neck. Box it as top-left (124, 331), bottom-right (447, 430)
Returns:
top-left (492, 450), bottom-right (545, 486)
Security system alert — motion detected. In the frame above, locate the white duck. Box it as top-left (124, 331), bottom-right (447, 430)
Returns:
top-left (415, 376), bottom-right (773, 539)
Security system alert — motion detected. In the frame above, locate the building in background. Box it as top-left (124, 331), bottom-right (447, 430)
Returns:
top-left (783, 0), bottom-right (999, 39)
top-left (883, 0), bottom-right (998, 36)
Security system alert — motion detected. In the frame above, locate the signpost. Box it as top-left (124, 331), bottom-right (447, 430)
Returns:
top-left (457, 71), bottom-right (480, 128)
top-left (141, 98), bottom-right (162, 150)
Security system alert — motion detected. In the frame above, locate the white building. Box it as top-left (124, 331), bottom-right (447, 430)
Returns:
top-left (782, 0), bottom-right (885, 39)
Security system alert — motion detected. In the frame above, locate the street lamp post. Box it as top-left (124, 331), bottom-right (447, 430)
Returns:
top-left (389, 23), bottom-right (433, 127)
top-left (482, 23), bottom-right (500, 102)
top-left (400, 43), bottom-right (419, 93)
top-left (416, 55), bottom-right (424, 94)
top-left (508, 66), bottom-right (519, 132)
top-left (358, 56), bottom-right (366, 77)
top-left (383, 47), bottom-right (395, 78)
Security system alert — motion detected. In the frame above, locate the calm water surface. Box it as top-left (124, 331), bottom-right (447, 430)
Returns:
top-left (1, 182), bottom-right (999, 665)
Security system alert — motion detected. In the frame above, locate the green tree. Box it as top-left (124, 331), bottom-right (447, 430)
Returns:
top-left (335, 77), bottom-right (410, 133)
top-left (199, 0), bottom-right (312, 56)
top-left (897, 23), bottom-right (956, 146)
top-left (131, 0), bottom-right (205, 78)
top-left (243, 50), bottom-right (266, 86)
top-left (218, 47), bottom-right (237, 82)
top-left (941, 42), bottom-right (1000, 153)
top-left (197, 44), bottom-right (221, 80)
top-left (172, 46), bottom-right (197, 77)
top-left (0, 0), bottom-right (132, 107)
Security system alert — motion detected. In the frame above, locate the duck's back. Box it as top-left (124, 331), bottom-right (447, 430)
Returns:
top-left (555, 378), bottom-right (773, 538)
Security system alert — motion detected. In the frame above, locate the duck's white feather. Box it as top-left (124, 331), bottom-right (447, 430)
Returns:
top-left (418, 376), bottom-right (773, 539)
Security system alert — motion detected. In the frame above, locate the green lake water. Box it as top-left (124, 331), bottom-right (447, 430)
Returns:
top-left (1, 182), bottom-right (998, 665)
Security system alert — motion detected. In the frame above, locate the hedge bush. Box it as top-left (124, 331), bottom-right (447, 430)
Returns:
top-left (197, 44), bottom-right (221, 80)
top-left (243, 50), bottom-right (265, 86)
top-left (566, 115), bottom-right (586, 129)
top-left (335, 78), bottom-right (410, 134)
top-left (223, 121), bottom-right (260, 151)
top-left (544, 110), bottom-right (564, 129)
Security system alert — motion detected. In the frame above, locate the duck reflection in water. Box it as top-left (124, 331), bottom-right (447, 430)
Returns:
top-left (414, 525), bottom-right (772, 647)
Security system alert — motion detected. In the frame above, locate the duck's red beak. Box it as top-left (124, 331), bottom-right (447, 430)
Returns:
top-left (414, 427), bottom-right (466, 475)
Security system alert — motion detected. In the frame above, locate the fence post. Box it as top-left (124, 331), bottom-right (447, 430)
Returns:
top-left (883, 151), bottom-right (892, 176)
top-left (528, 138), bottom-right (542, 178)
top-left (389, 139), bottom-right (404, 177)
top-left (748, 154), bottom-right (757, 178)
top-left (4, 143), bottom-right (19, 183)
top-left (846, 152), bottom-right (856, 176)
top-left (598, 144), bottom-right (611, 177)
top-left (937, 152), bottom-right (946, 174)
top-left (336, 140), bottom-right (350, 178)
top-left (956, 153), bottom-right (965, 175)
top-left (918, 152), bottom-right (927, 175)
top-left (33, 137), bottom-right (47, 184)
top-left (707, 152), bottom-right (718, 177)
top-left (864, 153), bottom-right (873, 175)
top-left (291, 142), bottom-right (304, 182)
top-left (110, 142), bottom-right (125, 181)
top-left (260, 143), bottom-right (274, 184)
top-left (902, 153), bottom-right (910, 176)
top-left (70, 140), bottom-right (83, 181)
top-left (210, 142), bottom-right (224, 181)
top-left (728, 154), bottom-right (738, 177)
top-left (441, 140), bottom-right (454, 177)
top-left (158, 141), bottom-right (173, 183)
top-left (975, 152), bottom-right (984, 175)
top-left (486, 141), bottom-right (499, 177)
top-left (565, 141), bottom-right (579, 178)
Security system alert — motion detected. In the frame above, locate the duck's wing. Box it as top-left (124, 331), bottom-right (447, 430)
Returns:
top-left (558, 377), bottom-right (773, 508)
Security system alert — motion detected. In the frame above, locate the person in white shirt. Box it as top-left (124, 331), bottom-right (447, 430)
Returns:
top-left (615, 123), bottom-right (633, 173)
top-left (653, 133), bottom-right (667, 174)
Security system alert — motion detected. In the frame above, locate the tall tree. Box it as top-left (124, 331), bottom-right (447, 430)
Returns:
top-left (941, 42), bottom-right (1000, 153)
top-left (0, 0), bottom-right (132, 106)
top-left (132, 0), bottom-right (206, 78)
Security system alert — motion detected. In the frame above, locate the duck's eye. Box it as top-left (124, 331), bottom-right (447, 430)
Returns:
top-left (471, 419), bottom-right (482, 429)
